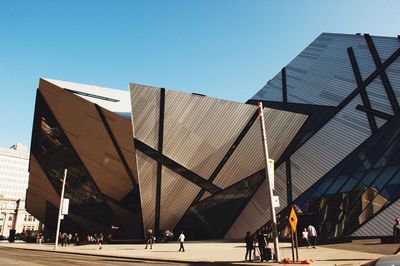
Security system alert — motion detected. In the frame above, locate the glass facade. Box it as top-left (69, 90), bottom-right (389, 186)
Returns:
top-left (291, 116), bottom-right (400, 238)
top-left (175, 170), bottom-right (265, 239)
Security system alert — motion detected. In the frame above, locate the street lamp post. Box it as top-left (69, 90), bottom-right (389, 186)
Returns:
top-left (258, 102), bottom-right (281, 262)
top-left (54, 169), bottom-right (68, 250)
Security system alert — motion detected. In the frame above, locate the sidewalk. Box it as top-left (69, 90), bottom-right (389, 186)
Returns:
top-left (0, 241), bottom-right (395, 266)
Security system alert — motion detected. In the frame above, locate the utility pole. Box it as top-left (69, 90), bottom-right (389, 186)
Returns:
top-left (54, 169), bottom-right (68, 250)
top-left (258, 102), bottom-right (281, 262)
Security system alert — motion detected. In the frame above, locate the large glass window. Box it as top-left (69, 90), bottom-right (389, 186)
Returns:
top-left (289, 116), bottom-right (400, 238)
top-left (175, 171), bottom-right (265, 239)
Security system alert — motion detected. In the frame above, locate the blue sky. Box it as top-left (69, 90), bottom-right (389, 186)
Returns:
top-left (1, 0), bottom-right (399, 149)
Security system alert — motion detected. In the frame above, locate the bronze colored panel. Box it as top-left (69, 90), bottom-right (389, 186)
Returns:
top-left (129, 83), bottom-right (160, 150)
top-left (159, 166), bottom-right (201, 230)
top-left (39, 80), bottom-right (133, 201)
top-left (224, 179), bottom-right (271, 239)
top-left (101, 108), bottom-right (138, 184)
top-left (136, 151), bottom-right (157, 232)
top-left (26, 155), bottom-right (60, 223)
top-left (163, 89), bottom-right (256, 179)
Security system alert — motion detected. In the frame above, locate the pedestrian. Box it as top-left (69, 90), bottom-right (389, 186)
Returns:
top-left (178, 230), bottom-right (185, 252)
top-left (393, 218), bottom-right (400, 243)
top-left (68, 233), bottom-right (72, 245)
top-left (98, 233), bottom-right (104, 250)
top-left (244, 231), bottom-right (254, 262)
top-left (302, 228), bottom-right (311, 248)
top-left (74, 233), bottom-right (80, 246)
top-left (145, 229), bottom-right (154, 249)
top-left (307, 225), bottom-right (317, 248)
top-left (164, 229), bottom-right (171, 243)
top-left (59, 232), bottom-right (63, 246)
top-left (257, 232), bottom-right (268, 262)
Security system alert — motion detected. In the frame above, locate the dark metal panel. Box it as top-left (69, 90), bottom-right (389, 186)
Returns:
top-left (282, 67), bottom-right (287, 102)
top-left (155, 88), bottom-right (165, 234)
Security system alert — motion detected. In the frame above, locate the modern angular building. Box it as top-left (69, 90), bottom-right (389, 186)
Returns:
top-left (27, 78), bottom-right (306, 240)
top-left (249, 33), bottom-right (400, 238)
top-left (27, 32), bottom-right (400, 241)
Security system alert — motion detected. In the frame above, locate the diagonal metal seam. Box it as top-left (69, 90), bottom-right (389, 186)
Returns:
top-left (282, 67), bottom-right (287, 103)
top-left (190, 109), bottom-right (260, 205)
top-left (246, 100), bottom-right (338, 168)
top-left (337, 47), bottom-right (400, 110)
top-left (364, 34), bottom-right (400, 115)
top-left (155, 88), bottom-right (165, 234)
top-left (249, 41), bottom-right (399, 174)
top-left (94, 104), bottom-right (137, 187)
top-left (283, 47), bottom-right (400, 207)
top-left (134, 138), bottom-right (221, 194)
top-left (347, 47), bottom-right (377, 133)
top-left (356, 105), bottom-right (395, 121)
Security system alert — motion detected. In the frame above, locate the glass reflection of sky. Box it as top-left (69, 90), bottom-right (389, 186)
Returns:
top-left (116, 112), bottom-right (131, 120)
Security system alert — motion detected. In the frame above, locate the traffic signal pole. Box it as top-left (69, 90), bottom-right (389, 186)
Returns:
top-left (258, 102), bottom-right (281, 262)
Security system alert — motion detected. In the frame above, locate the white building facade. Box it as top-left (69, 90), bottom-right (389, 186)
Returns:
top-left (0, 144), bottom-right (40, 237)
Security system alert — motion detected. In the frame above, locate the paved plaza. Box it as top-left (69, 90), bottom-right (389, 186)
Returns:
top-left (1, 240), bottom-right (399, 265)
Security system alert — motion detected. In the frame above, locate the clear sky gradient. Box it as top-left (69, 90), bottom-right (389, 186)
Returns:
top-left (1, 0), bottom-right (399, 149)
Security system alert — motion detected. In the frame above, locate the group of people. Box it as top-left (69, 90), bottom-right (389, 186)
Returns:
top-left (244, 231), bottom-right (272, 262)
top-left (145, 229), bottom-right (185, 252)
top-left (35, 233), bottom-right (44, 245)
top-left (57, 232), bottom-right (109, 249)
top-left (301, 225), bottom-right (318, 248)
top-left (58, 232), bottom-right (75, 246)
top-left (244, 224), bottom-right (319, 262)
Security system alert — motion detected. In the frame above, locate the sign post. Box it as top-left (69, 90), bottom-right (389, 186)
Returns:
top-left (289, 206), bottom-right (299, 262)
top-left (258, 102), bottom-right (280, 262)
top-left (54, 169), bottom-right (68, 250)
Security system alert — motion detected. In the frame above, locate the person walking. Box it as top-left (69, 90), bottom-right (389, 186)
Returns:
top-left (307, 225), bottom-right (317, 248)
top-left (244, 231), bottom-right (254, 262)
top-left (74, 233), bottom-right (80, 246)
top-left (178, 231), bottom-right (185, 252)
top-left (68, 233), bottom-right (72, 245)
top-left (145, 229), bottom-right (154, 249)
top-left (302, 228), bottom-right (311, 248)
top-left (98, 233), bottom-right (104, 249)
